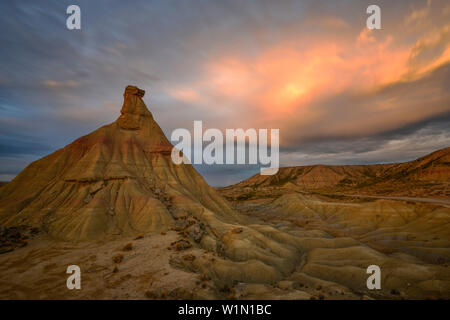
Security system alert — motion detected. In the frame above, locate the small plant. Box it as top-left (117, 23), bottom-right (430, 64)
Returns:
top-left (112, 253), bottom-right (123, 263)
top-left (122, 242), bottom-right (133, 251)
top-left (145, 290), bottom-right (157, 299)
top-left (390, 289), bottom-right (400, 295)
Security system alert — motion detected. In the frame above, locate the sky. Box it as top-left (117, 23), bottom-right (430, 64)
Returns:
top-left (0, 0), bottom-right (449, 186)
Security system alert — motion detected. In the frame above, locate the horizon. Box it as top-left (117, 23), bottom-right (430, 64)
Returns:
top-left (0, 142), bottom-right (447, 188)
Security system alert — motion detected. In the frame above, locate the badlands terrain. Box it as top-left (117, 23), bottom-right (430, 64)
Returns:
top-left (0, 86), bottom-right (449, 299)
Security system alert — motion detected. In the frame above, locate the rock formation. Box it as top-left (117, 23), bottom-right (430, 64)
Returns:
top-left (0, 86), bottom-right (309, 296)
top-left (0, 86), bottom-right (239, 240)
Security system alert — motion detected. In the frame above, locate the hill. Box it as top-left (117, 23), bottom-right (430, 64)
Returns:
top-left (220, 147), bottom-right (450, 200)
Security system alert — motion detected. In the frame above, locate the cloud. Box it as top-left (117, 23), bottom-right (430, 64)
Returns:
top-left (407, 23), bottom-right (450, 76)
top-left (0, 0), bottom-right (449, 186)
top-left (165, 20), bottom-right (448, 149)
top-left (404, 1), bottom-right (431, 27)
top-left (43, 80), bottom-right (80, 89)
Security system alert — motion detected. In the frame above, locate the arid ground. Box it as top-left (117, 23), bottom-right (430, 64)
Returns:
top-left (0, 87), bottom-right (448, 300)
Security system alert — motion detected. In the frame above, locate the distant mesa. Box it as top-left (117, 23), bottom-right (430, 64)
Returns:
top-left (221, 147), bottom-right (450, 199)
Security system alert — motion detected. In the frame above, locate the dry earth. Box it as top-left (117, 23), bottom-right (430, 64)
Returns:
top-left (0, 87), bottom-right (448, 300)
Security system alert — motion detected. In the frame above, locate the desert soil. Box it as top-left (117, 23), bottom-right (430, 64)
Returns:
top-left (1, 193), bottom-right (449, 300)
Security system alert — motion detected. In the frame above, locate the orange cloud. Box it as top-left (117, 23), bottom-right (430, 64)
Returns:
top-left (165, 7), bottom-right (449, 141)
top-left (198, 31), bottom-right (413, 125)
top-left (168, 88), bottom-right (203, 104)
top-left (406, 23), bottom-right (450, 78)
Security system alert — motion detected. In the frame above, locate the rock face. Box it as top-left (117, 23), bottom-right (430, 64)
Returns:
top-left (0, 86), bottom-right (239, 240)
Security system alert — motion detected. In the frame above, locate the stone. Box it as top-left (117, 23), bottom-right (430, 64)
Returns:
top-left (187, 223), bottom-right (204, 243)
top-left (170, 239), bottom-right (192, 251)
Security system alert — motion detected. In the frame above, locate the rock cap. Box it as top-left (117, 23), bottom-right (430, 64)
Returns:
top-left (124, 85), bottom-right (145, 97)
top-left (118, 85), bottom-right (151, 129)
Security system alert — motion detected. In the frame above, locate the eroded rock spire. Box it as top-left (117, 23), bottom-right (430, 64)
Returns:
top-left (118, 85), bottom-right (152, 129)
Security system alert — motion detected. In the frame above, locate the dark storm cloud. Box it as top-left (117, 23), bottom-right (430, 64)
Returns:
top-left (282, 62), bottom-right (450, 147)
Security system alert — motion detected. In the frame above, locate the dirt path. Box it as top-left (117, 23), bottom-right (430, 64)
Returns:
top-left (336, 194), bottom-right (450, 208)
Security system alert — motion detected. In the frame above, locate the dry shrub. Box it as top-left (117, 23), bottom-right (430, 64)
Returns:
top-left (122, 242), bottom-right (133, 251)
top-left (112, 253), bottom-right (123, 263)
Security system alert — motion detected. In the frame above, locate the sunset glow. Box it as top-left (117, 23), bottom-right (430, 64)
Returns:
top-left (0, 0), bottom-right (449, 185)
